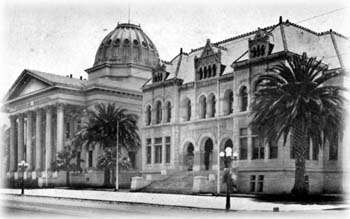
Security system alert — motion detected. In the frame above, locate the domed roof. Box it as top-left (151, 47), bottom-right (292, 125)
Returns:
top-left (93, 23), bottom-right (159, 68)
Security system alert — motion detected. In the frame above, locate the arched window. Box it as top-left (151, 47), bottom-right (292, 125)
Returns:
top-left (199, 95), bottom-right (207, 119)
top-left (146, 105), bottom-right (152, 125)
top-left (208, 66), bottom-right (212, 78)
top-left (165, 101), bottom-right (171, 123)
top-left (221, 139), bottom-right (233, 168)
top-left (203, 67), bottom-right (207, 79)
top-left (224, 90), bottom-right (234, 115)
top-left (240, 86), bottom-right (248, 112)
top-left (199, 68), bottom-right (203, 80)
top-left (208, 93), bottom-right (216, 118)
top-left (186, 99), bottom-right (191, 121)
top-left (212, 64), bottom-right (216, 77)
top-left (155, 101), bottom-right (162, 124)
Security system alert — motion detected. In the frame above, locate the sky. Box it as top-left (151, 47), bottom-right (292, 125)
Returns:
top-left (0, 0), bottom-right (349, 124)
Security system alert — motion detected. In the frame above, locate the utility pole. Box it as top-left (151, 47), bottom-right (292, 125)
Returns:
top-left (115, 120), bottom-right (119, 191)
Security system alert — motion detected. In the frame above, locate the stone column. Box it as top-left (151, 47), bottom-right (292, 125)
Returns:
top-left (45, 106), bottom-right (53, 170)
top-left (9, 115), bottom-right (17, 172)
top-left (17, 114), bottom-right (24, 163)
top-left (35, 109), bottom-right (43, 171)
top-left (56, 103), bottom-right (64, 152)
top-left (26, 112), bottom-right (33, 171)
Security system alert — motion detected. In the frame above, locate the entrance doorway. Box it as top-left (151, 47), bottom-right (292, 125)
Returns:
top-left (204, 139), bottom-right (213, 170)
top-left (186, 143), bottom-right (194, 171)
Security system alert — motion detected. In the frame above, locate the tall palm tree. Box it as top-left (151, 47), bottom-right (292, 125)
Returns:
top-left (250, 53), bottom-right (344, 196)
top-left (77, 103), bottom-right (140, 187)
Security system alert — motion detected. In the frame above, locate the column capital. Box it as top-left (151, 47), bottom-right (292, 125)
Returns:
top-left (9, 114), bottom-right (17, 121)
top-left (56, 102), bottom-right (65, 109)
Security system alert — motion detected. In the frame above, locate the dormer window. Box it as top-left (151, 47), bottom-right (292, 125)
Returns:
top-left (249, 28), bottom-right (274, 60)
top-left (194, 39), bottom-right (224, 81)
top-left (152, 63), bottom-right (169, 83)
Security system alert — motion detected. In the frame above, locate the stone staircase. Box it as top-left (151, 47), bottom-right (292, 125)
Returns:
top-left (138, 170), bottom-right (217, 194)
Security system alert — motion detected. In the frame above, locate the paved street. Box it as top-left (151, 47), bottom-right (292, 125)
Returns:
top-left (2, 194), bottom-right (350, 219)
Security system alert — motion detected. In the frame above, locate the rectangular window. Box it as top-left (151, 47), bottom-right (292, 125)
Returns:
top-left (250, 175), bottom-right (256, 192)
top-left (154, 137), bottom-right (162, 163)
top-left (257, 175), bottom-right (264, 192)
top-left (312, 142), bottom-right (319, 160)
top-left (240, 128), bottom-right (248, 160)
top-left (165, 137), bottom-right (171, 163)
top-left (329, 140), bottom-right (338, 160)
top-left (65, 122), bottom-right (70, 139)
top-left (146, 138), bottom-right (152, 164)
top-left (252, 136), bottom-right (264, 159)
top-left (269, 140), bottom-right (278, 159)
top-left (88, 150), bottom-right (93, 168)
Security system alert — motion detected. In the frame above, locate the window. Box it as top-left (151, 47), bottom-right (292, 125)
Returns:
top-left (155, 101), bottom-right (162, 124)
top-left (146, 105), bottom-right (152, 125)
top-left (269, 140), bottom-right (278, 159)
top-left (166, 102), bottom-right (171, 123)
top-left (212, 64), bottom-right (217, 77)
top-left (250, 175), bottom-right (256, 192)
top-left (186, 99), bottom-right (191, 121)
top-left (208, 94), bottom-right (216, 118)
top-left (252, 136), bottom-right (264, 159)
top-left (165, 137), bottom-right (171, 163)
top-left (88, 150), bottom-right (93, 168)
top-left (146, 139), bottom-right (152, 164)
top-left (312, 142), bottom-right (319, 160)
top-left (257, 175), bottom-right (264, 192)
top-left (329, 140), bottom-right (338, 160)
top-left (65, 122), bottom-right (70, 139)
top-left (240, 86), bottom-right (248, 111)
top-left (239, 128), bottom-right (248, 160)
top-left (199, 96), bottom-right (207, 119)
top-left (154, 137), bottom-right (162, 163)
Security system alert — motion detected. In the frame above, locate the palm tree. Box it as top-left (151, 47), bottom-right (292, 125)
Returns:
top-left (250, 53), bottom-right (344, 197)
top-left (77, 103), bottom-right (140, 188)
top-left (51, 146), bottom-right (82, 186)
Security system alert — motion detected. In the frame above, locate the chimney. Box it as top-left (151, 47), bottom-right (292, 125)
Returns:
top-left (279, 16), bottom-right (283, 24)
top-left (70, 74), bottom-right (72, 78)
top-left (80, 76), bottom-right (83, 80)
top-left (180, 48), bottom-right (183, 54)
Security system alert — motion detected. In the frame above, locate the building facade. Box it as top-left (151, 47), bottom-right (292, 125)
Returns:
top-left (3, 23), bottom-right (159, 187)
top-left (3, 18), bottom-right (349, 193)
top-left (141, 18), bottom-right (349, 194)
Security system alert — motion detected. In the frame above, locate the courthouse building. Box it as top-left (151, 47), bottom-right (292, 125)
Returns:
top-left (3, 23), bottom-right (159, 186)
top-left (3, 17), bottom-right (349, 193)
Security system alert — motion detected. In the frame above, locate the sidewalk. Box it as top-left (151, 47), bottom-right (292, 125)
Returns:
top-left (1, 188), bottom-right (349, 212)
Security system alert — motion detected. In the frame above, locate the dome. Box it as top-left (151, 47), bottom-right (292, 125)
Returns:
top-left (93, 23), bottom-right (160, 68)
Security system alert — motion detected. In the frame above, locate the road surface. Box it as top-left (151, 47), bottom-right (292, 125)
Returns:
top-left (1, 194), bottom-right (349, 219)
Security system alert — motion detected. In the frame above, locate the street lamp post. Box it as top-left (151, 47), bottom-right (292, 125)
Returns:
top-left (18, 160), bottom-right (29, 195)
top-left (219, 148), bottom-right (238, 211)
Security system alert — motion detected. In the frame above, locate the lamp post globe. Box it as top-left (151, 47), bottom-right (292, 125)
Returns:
top-left (18, 160), bottom-right (29, 195)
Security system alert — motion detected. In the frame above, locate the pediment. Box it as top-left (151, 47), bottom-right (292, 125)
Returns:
top-left (5, 70), bottom-right (52, 101)
top-left (200, 39), bottom-right (215, 58)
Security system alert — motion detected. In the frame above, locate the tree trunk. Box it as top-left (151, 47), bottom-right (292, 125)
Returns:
top-left (66, 171), bottom-right (70, 187)
top-left (103, 168), bottom-right (110, 187)
top-left (291, 124), bottom-right (308, 197)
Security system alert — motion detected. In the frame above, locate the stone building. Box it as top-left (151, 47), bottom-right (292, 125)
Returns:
top-left (141, 18), bottom-right (349, 194)
top-left (3, 18), bottom-right (349, 193)
top-left (3, 23), bottom-right (159, 186)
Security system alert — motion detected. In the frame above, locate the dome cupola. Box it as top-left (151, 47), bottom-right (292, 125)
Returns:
top-left (93, 23), bottom-right (159, 69)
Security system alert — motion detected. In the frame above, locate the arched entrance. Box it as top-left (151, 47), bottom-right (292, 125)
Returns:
top-left (204, 139), bottom-right (213, 170)
top-left (186, 143), bottom-right (194, 171)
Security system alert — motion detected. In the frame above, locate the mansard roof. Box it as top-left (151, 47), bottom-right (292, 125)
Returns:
top-left (144, 19), bottom-right (348, 87)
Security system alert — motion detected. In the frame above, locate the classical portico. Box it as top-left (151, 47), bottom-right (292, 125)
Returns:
top-left (7, 102), bottom-right (83, 177)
